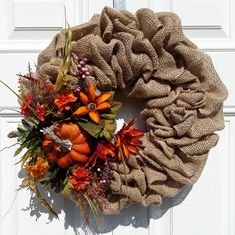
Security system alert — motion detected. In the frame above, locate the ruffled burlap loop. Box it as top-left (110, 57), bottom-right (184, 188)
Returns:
top-left (37, 7), bottom-right (228, 214)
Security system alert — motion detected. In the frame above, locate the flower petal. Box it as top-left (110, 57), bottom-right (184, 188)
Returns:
top-left (87, 83), bottom-right (96, 102)
top-left (96, 101), bottom-right (111, 110)
top-left (67, 93), bottom-right (77, 102)
top-left (79, 92), bottom-right (89, 105)
top-left (127, 145), bottom-right (138, 154)
top-left (122, 142), bottom-right (130, 159)
top-left (95, 93), bottom-right (112, 105)
top-left (125, 117), bottom-right (138, 129)
top-left (118, 151), bottom-right (122, 161)
top-left (74, 106), bottom-right (89, 116)
top-left (127, 129), bottom-right (144, 137)
top-left (89, 110), bottom-right (100, 124)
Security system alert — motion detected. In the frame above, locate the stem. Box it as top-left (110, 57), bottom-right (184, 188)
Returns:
top-left (0, 142), bottom-right (19, 152)
top-left (119, 147), bottom-right (128, 190)
top-left (0, 108), bottom-right (21, 114)
top-left (0, 80), bottom-right (23, 102)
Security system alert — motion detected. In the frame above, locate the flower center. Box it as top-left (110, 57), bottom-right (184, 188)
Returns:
top-left (88, 103), bottom-right (96, 111)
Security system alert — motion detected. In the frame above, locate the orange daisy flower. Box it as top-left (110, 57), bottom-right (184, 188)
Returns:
top-left (54, 93), bottom-right (77, 111)
top-left (25, 157), bottom-right (49, 180)
top-left (74, 83), bottom-right (112, 124)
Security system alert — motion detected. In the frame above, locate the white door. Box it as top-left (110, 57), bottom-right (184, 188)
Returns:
top-left (0, 0), bottom-right (234, 235)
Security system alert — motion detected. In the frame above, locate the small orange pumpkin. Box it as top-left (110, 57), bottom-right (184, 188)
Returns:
top-left (42, 122), bottom-right (90, 168)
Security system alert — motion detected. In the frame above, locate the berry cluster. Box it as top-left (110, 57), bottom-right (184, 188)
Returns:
top-left (73, 84), bottom-right (81, 97)
top-left (77, 58), bottom-right (90, 79)
top-left (96, 161), bottom-right (113, 187)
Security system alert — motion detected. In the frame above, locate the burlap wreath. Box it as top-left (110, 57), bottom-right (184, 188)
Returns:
top-left (37, 7), bottom-right (228, 214)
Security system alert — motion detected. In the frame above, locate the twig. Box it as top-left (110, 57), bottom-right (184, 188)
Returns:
top-left (0, 142), bottom-right (19, 152)
top-left (42, 125), bottom-right (72, 152)
top-left (1, 190), bottom-right (19, 221)
top-left (0, 108), bottom-right (21, 114)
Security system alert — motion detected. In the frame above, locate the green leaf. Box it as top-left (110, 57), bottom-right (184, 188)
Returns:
top-left (100, 101), bottom-right (122, 120)
top-left (14, 143), bottom-right (27, 156)
top-left (17, 124), bottom-right (30, 143)
top-left (63, 177), bottom-right (68, 185)
top-left (14, 149), bottom-right (31, 167)
top-left (63, 181), bottom-right (73, 198)
top-left (55, 68), bottom-right (64, 92)
top-left (101, 129), bottom-right (112, 141)
top-left (110, 101), bottom-right (122, 114)
top-left (55, 24), bottom-right (72, 92)
top-left (7, 130), bottom-right (19, 138)
top-left (103, 119), bottom-right (116, 132)
top-left (100, 113), bottom-right (115, 120)
top-left (20, 150), bottom-right (31, 168)
top-left (78, 121), bottom-right (101, 138)
top-left (99, 119), bottom-right (116, 141)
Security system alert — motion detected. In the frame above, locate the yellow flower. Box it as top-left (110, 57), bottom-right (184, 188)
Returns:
top-left (25, 157), bottom-right (49, 180)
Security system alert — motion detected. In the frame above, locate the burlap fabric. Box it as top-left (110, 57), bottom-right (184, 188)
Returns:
top-left (37, 7), bottom-right (228, 214)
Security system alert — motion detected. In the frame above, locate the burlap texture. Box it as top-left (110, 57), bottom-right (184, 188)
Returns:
top-left (37, 7), bottom-right (228, 214)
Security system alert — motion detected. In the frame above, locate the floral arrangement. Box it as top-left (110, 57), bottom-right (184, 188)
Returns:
top-left (4, 25), bottom-right (144, 225)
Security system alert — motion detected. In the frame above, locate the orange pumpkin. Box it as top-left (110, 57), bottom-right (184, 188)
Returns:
top-left (42, 122), bottom-right (90, 168)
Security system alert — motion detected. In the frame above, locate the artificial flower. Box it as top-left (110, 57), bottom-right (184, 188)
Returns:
top-left (86, 141), bottom-right (116, 167)
top-left (36, 102), bottom-right (46, 121)
top-left (20, 95), bottom-right (32, 115)
top-left (116, 117), bottom-right (144, 160)
top-left (68, 167), bottom-right (91, 191)
top-left (25, 157), bottom-right (49, 180)
top-left (54, 93), bottom-right (77, 111)
top-left (74, 83), bottom-right (112, 124)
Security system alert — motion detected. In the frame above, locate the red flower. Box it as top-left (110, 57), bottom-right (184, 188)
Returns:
top-left (116, 118), bottom-right (144, 160)
top-left (69, 167), bottom-right (91, 191)
top-left (20, 95), bottom-right (32, 115)
top-left (86, 142), bottom-right (116, 167)
top-left (74, 83), bottom-right (112, 124)
top-left (54, 93), bottom-right (77, 111)
top-left (36, 102), bottom-right (46, 121)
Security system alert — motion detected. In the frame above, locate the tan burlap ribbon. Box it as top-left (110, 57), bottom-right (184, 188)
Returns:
top-left (37, 7), bottom-right (228, 214)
